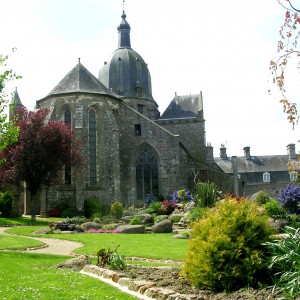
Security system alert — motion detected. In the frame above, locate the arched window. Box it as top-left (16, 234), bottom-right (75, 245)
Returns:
top-left (64, 108), bottom-right (71, 184)
top-left (89, 109), bottom-right (97, 185)
top-left (136, 148), bottom-right (158, 201)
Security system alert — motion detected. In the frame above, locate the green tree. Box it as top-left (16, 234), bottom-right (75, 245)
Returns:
top-left (0, 52), bottom-right (21, 156)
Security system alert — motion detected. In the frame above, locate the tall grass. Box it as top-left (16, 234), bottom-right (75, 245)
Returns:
top-left (265, 226), bottom-right (300, 298)
top-left (0, 252), bottom-right (138, 300)
top-left (193, 181), bottom-right (221, 208)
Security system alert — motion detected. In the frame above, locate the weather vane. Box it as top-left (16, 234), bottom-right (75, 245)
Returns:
top-left (122, 0), bottom-right (126, 13)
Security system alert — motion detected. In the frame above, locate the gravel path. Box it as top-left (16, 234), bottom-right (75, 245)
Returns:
top-left (0, 227), bottom-right (83, 256)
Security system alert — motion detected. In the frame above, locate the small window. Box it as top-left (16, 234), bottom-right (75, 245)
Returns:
top-left (290, 171), bottom-right (297, 182)
top-left (137, 104), bottom-right (144, 114)
top-left (134, 124), bottom-right (141, 136)
top-left (263, 172), bottom-right (270, 183)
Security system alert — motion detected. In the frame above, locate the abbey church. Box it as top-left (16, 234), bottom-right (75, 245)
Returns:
top-left (17, 12), bottom-right (233, 214)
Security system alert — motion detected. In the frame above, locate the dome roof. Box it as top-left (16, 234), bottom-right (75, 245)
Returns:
top-left (98, 13), bottom-right (153, 101)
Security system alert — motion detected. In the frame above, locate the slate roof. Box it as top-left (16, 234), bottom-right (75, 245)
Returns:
top-left (48, 62), bottom-right (112, 96)
top-left (160, 93), bottom-right (203, 119)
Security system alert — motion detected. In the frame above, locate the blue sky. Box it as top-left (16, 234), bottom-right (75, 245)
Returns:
top-left (1, 0), bottom-right (299, 156)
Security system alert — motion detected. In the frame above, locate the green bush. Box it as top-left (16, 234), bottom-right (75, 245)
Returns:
top-left (61, 207), bottom-right (79, 218)
top-left (129, 215), bottom-right (142, 225)
top-left (254, 191), bottom-right (270, 205)
top-left (150, 201), bottom-right (162, 212)
top-left (110, 202), bottom-right (123, 220)
top-left (265, 227), bottom-right (300, 298)
top-left (193, 181), bottom-right (222, 208)
top-left (98, 202), bottom-right (111, 217)
top-left (0, 191), bottom-right (14, 217)
top-left (183, 197), bottom-right (275, 292)
top-left (187, 207), bottom-right (209, 224)
top-left (262, 198), bottom-right (286, 218)
top-left (84, 199), bottom-right (100, 218)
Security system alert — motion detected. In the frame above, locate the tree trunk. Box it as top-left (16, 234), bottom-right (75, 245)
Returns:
top-left (30, 192), bottom-right (36, 222)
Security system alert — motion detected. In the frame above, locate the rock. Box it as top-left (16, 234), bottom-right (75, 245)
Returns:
top-left (117, 225), bottom-right (145, 234)
top-left (169, 213), bottom-right (184, 223)
top-left (53, 255), bottom-right (91, 271)
top-left (184, 201), bottom-right (195, 213)
top-left (80, 222), bottom-right (102, 231)
top-left (269, 218), bottom-right (289, 231)
top-left (123, 216), bottom-right (131, 224)
top-left (151, 219), bottom-right (173, 233)
top-left (33, 227), bottom-right (53, 234)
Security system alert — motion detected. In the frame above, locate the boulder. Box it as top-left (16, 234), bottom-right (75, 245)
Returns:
top-left (151, 219), bottom-right (173, 233)
top-left (117, 225), bottom-right (145, 234)
top-left (53, 255), bottom-right (91, 271)
top-left (184, 201), bottom-right (195, 212)
top-left (80, 222), bottom-right (102, 231)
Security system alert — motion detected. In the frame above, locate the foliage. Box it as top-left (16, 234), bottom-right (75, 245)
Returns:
top-left (169, 215), bottom-right (182, 223)
top-left (262, 198), bottom-right (286, 218)
top-left (254, 191), bottom-right (270, 205)
top-left (278, 183), bottom-right (300, 214)
top-left (154, 215), bottom-right (168, 224)
top-left (93, 217), bottom-right (100, 223)
top-left (287, 214), bottom-right (300, 229)
top-left (149, 201), bottom-right (162, 212)
top-left (265, 226), bottom-right (300, 298)
top-left (129, 215), bottom-right (142, 225)
top-left (0, 191), bottom-right (14, 217)
top-left (83, 199), bottom-right (100, 218)
top-left (187, 207), bottom-right (209, 224)
top-left (0, 108), bottom-right (84, 221)
top-left (160, 200), bottom-right (176, 214)
top-left (193, 181), bottom-right (222, 208)
top-left (110, 201), bottom-right (123, 220)
top-left (0, 52), bottom-right (21, 156)
top-left (48, 221), bottom-right (83, 232)
top-left (63, 216), bottom-right (87, 225)
top-left (171, 189), bottom-right (193, 203)
top-left (145, 194), bottom-right (157, 206)
top-left (183, 197), bottom-right (275, 292)
top-left (61, 206), bottom-right (79, 218)
top-left (97, 245), bottom-right (126, 270)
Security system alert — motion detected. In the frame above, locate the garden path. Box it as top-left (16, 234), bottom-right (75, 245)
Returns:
top-left (0, 227), bottom-right (82, 256)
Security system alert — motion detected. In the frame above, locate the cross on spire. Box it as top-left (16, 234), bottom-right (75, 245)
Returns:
top-left (122, 0), bottom-right (126, 14)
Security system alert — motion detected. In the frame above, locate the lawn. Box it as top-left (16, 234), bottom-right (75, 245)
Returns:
top-left (5, 226), bottom-right (189, 261)
top-left (0, 251), bottom-right (138, 300)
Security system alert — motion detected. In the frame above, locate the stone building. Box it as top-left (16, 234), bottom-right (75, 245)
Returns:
top-left (214, 144), bottom-right (298, 197)
top-left (13, 12), bottom-right (234, 215)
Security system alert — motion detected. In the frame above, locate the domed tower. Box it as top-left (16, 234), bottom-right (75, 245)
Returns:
top-left (99, 12), bottom-right (160, 120)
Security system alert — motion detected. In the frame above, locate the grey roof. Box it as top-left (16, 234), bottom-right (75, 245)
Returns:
top-left (215, 155), bottom-right (289, 174)
top-left (98, 13), bottom-right (153, 101)
top-left (48, 62), bottom-right (111, 96)
top-left (160, 93), bottom-right (203, 119)
top-left (11, 87), bottom-right (22, 106)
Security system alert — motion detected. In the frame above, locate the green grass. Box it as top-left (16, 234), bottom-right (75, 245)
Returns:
top-left (0, 251), bottom-right (138, 300)
top-left (0, 235), bottom-right (44, 250)
top-left (0, 216), bottom-right (61, 226)
top-left (6, 226), bottom-right (188, 261)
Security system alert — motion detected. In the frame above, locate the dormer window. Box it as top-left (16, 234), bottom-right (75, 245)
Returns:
top-left (263, 172), bottom-right (270, 183)
top-left (290, 171), bottom-right (297, 182)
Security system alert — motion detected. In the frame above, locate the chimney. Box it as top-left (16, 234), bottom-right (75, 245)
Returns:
top-left (243, 146), bottom-right (251, 160)
top-left (287, 143), bottom-right (296, 160)
top-left (206, 143), bottom-right (214, 162)
top-left (220, 144), bottom-right (227, 160)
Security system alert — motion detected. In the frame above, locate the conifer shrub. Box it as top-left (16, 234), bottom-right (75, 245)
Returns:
top-left (0, 191), bottom-right (14, 217)
top-left (182, 197), bottom-right (275, 292)
top-left (254, 191), bottom-right (270, 205)
top-left (110, 202), bottom-right (123, 220)
top-left (262, 198), bottom-right (286, 218)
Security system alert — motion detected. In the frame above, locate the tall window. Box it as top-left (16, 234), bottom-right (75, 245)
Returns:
top-left (263, 172), bottom-right (270, 183)
top-left (89, 109), bottom-right (97, 185)
top-left (136, 148), bottom-right (158, 201)
top-left (64, 108), bottom-right (71, 184)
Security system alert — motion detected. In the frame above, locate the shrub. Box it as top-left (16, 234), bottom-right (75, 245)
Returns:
top-left (110, 202), bottom-right (123, 220)
top-left (93, 217), bottom-right (100, 223)
top-left (187, 207), bottom-right (209, 224)
top-left (98, 202), bottom-right (111, 217)
top-left (97, 245), bottom-right (126, 270)
top-left (183, 197), bottom-right (275, 292)
top-left (84, 199), bottom-right (100, 219)
top-left (193, 181), bottom-right (222, 208)
top-left (63, 216), bottom-right (87, 225)
top-left (0, 191), bottom-right (14, 217)
top-left (262, 198), bottom-right (286, 218)
top-left (160, 200), bottom-right (176, 214)
top-left (254, 191), bottom-right (270, 205)
top-left (129, 215), bottom-right (142, 225)
top-left (278, 183), bottom-right (300, 214)
top-left (61, 207), bottom-right (79, 218)
top-left (171, 189), bottom-right (193, 203)
top-left (265, 227), bottom-right (300, 298)
top-left (150, 201), bottom-right (162, 213)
